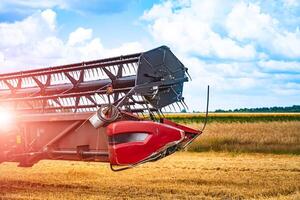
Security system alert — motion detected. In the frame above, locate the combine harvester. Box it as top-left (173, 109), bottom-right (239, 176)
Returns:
top-left (0, 46), bottom-right (208, 171)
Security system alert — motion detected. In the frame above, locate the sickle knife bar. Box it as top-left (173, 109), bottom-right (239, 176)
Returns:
top-left (0, 46), bottom-right (203, 170)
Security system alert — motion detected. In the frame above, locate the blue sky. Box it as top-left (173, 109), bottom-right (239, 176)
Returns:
top-left (0, 0), bottom-right (299, 111)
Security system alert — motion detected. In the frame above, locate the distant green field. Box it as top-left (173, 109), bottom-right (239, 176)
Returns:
top-left (164, 113), bottom-right (300, 155)
top-left (163, 113), bottom-right (300, 155)
top-left (165, 113), bottom-right (300, 123)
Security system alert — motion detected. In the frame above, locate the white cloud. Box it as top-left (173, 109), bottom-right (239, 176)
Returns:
top-left (68, 27), bottom-right (93, 46)
top-left (142, 0), bottom-right (256, 60)
top-left (101, 42), bottom-right (143, 57)
top-left (272, 82), bottom-right (300, 95)
top-left (0, 1), bottom-right (299, 110)
top-left (225, 2), bottom-right (300, 58)
top-left (271, 30), bottom-right (300, 58)
top-left (142, 1), bottom-right (173, 20)
top-left (143, 0), bottom-right (300, 61)
top-left (0, 10), bottom-right (54, 48)
top-left (258, 60), bottom-right (300, 72)
top-left (40, 9), bottom-right (56, 30)
top-left (141, 0), bottom-right (300, 110)
top-left (283, 0), bottom-right (299, 7)
top-left (226, 2), bottom-right (277, 41)
top-left (181, 55), bottom-right (268, 103)
top-left (0, 9), bottom-right (143, 73)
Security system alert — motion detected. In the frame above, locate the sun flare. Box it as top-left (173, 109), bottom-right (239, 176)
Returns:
top-left (0, 108), bottom-right (15, 131)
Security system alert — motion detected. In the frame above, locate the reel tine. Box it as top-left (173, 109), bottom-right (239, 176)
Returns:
top-left (162, 107), bottom-right (167, 113)
top-left (181, 98), bottom-right (189, 110)
top-left (91, 68), bottom-right (96, 78)
top-left (180, 101), bottom-right (187, 111)
top-left (171, 103), bottom-right (177, 112)
top-left (86, 69), bottom-right (91, 79)
top-left (123, 64), bottom-right (128, 75)
top-left (127, 64), bottom-right (131, 74)
top-left (185, 68), bottom-right (192, 81)
top-left (175, 101), bottom-right (182, 111)
top-left (58, 73), bottom-right (63, 81)
top-left (95, 68), bottom-right (100, 77)
top-left (132, 63), bottom-right (137, 73)
top-left (99, 68), bottom-right (105, 76)
top-left (167, 105), bottom-right (172, 113)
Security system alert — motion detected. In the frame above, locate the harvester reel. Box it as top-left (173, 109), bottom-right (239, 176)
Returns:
top-left (0, 46), bottom-right (207, 171)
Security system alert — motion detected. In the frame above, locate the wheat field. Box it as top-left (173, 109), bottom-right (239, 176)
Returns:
top-left (188, 121), bottom-right (300, 154)
top-left (0, 152), bottom-right (299, 200)
top-left (0, 113), bottom-right (300, 199)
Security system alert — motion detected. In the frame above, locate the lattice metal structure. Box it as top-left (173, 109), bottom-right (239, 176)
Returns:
top-left (0, 46), bottom-right (206, 171)
top-left (0, 46), bottom-right (189, 116)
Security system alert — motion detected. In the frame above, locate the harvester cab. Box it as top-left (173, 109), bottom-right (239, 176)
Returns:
top-left (0, 46), bottom-right (208, 171)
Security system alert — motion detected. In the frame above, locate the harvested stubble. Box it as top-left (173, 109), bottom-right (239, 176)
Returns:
top-left (0, 152), bottom-right (299, 200)
top-left (1, 113), bottom-right (299, 199)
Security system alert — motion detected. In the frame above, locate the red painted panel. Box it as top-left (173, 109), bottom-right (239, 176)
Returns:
top-left (107, 121), bottom-right (184, 165)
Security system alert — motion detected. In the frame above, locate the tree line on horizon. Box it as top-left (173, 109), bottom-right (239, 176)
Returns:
top-left (213, 105), bottom-right (300, 113)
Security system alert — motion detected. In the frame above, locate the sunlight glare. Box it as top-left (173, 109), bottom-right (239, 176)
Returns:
top-left (0, 108), bottom-right (15, 132)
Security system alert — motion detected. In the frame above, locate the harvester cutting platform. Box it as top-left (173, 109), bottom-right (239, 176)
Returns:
top-left (0, 46), bottom-right (208, 171)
